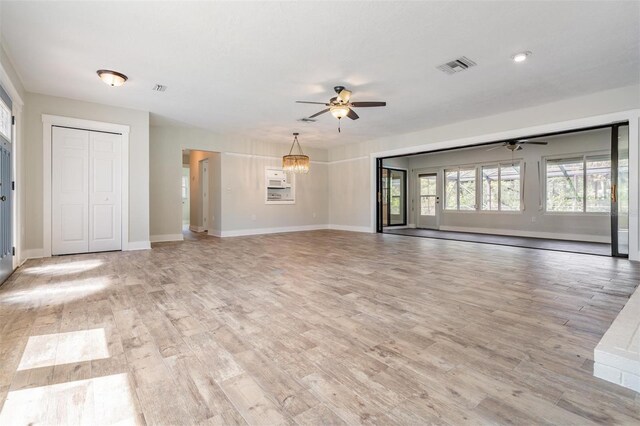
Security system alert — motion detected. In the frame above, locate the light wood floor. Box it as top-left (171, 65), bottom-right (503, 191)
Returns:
top-left (1, 230), bottom-right (639, 425)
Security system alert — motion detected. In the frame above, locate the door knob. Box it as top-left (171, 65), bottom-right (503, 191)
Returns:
top-left (0, 196), bottom-right (6, 201)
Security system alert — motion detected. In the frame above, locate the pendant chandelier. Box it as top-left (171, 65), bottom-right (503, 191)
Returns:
top-left (282, 132), bottom-right (310, 173)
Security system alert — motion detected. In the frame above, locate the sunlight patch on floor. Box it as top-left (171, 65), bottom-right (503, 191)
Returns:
top-left (21, 259), bottom-right (104, 276)
top-left (0, 276), bottom-right (111, 306)
top-left (0, 373), bottom-right (141, 425)
top-left (18, 328), bottom-right (109, 371)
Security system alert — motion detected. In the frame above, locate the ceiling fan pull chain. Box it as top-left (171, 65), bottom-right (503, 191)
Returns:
top-left (338, 118), bottom-right (341, 133)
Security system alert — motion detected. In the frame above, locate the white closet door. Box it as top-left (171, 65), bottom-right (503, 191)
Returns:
top-left (89, 131), bottom-right (121, 252)
top-left (52, 127), bottom-right (90, 255)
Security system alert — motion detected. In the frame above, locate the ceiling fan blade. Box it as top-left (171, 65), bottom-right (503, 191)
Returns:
top-left (350, 101), bottom-right (386, 107)
top-left (346, 108), bottom-right (359, 120)
top-left (338, 89), bottom-right (352, 103)
top-left (308, 108), bottom-right (330, 118)
top-left (486, 144), bottom-right (505, 151)
top-left (296, 101), bottom-right (330, 105)
top-left (520, 141), bottom-right (548, 145)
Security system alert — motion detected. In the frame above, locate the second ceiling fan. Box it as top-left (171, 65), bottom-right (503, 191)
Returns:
top-left (487, 139), bottom-right (548, 151)
top-left (296, 86), bottom-right (387, 132)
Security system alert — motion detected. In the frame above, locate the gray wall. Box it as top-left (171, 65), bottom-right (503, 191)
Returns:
top-left (405, 128), bottom-right (611, 241)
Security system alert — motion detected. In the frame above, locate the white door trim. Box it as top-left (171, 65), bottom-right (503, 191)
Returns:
top-left (369, 109), bottom-right (640, 261)
top-left (42, 114), bottom-right (130, 257)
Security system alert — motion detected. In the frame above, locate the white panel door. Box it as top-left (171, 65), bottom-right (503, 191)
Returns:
top-left (89, 131), bottom-right (121, 252)
top-left (52, 127), bottom-right (90, 255)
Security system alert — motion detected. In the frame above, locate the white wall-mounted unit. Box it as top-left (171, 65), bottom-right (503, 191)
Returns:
top-left (265, 167), bottom-right (295, 204)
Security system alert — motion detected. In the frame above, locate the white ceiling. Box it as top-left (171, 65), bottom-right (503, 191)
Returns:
top-left (1, 1), bottom-right (638, 148)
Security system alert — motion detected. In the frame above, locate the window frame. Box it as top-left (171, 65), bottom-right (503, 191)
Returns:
top-left (443, 166), bottom-right (477, 212)
top-left (0, 96), bottom-right (11, 142)
top-left (479, 160), bottom-right (525, 213)
top-left (543, 150), bottom-right (611, 215)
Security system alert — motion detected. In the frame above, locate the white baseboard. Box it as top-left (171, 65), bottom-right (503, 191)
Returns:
top-left (150, 234), bottom-right (184, 243)
top-left (189, 225), bottom-right (205, 233)
top-left (125, 241), bottom-right (151, 251)
top-left (328, 224), bottom-right (373, 233)
top-left (208, 229), bottom-right (222, 237)
top-left (22, 248), bottom-right (45, 260)
top-left (220, 224), bottom-right (329, 237)
top-left (438, 225), bottom-right (610, 243)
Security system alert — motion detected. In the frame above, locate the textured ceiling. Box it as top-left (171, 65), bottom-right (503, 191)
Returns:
top-left (1, 1), bottom-right (638, 148)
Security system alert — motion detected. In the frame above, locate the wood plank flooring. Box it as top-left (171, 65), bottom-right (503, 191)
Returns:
top-left (0, 230), bottom-right (639, 425)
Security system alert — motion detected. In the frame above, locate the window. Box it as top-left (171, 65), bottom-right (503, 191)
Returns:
top-left (390, 174), bottom-right (402, 215)
top-left (586, 156), bottom-right (611, 212)
top-left (545, 155), bottom-right (610, 213)
top-left (481, 163), bottom-right (522, 211)
top-left (419, 174), bottom-right (437, 216)
top-left (181, 175), bottom-right (188, 199)
top-left (444, 168), bottom-right (475, 210)
top-left (0, 99), bottom-right (10, 141)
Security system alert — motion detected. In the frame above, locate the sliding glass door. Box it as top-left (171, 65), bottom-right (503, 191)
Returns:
top-left (381, 168), bottom-right (407, 227)
top-left (612, 123), bottom-right (629, 257)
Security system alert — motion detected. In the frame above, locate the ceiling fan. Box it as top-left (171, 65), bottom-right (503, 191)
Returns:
top-left (296, 86), bottom-right (386, 132)
top-left (487, 139), bottom-right (548, 151)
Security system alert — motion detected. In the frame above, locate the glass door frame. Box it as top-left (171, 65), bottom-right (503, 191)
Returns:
top-left (379, 166), bottom-right (407, 228)
top-left (611, 122), bottom-right (629, 258)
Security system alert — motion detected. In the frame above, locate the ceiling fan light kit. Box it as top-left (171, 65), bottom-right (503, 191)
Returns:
top-left (282, 133), bottom-right (310, 174)
top-left (330, 105), bottom-right (350, 119)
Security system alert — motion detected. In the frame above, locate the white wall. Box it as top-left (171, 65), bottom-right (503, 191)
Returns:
top-left (328, 85), bottom-right (640, 256)
top-left (222, 153), bottom-right (328, 235)
top-left (328, 157), bottom-right (370, 231)
top-left (405, 128), bottom-right (611, 241)
top-left (149, 124), bottom-right (329, 239)
top-left (24, 93), bottom-right (150, 251)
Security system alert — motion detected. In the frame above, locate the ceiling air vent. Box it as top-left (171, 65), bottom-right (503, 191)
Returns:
top-left (152, 84), bottom-right (167, 92)
top-left (436, 56), bottom-right (477, 75)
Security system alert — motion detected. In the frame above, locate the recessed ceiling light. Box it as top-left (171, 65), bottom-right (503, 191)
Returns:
top-left (96, 69), bottom-right (128, 87)
top-left (512, 51), bottom-right (531, 63)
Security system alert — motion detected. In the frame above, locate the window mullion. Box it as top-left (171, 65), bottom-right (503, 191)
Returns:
top-left (497, 164), bottom-right (502, 212)
top-left (583, 156), bottom-right (587, 213)
top-left (457, 170), bottom-right (460, 210)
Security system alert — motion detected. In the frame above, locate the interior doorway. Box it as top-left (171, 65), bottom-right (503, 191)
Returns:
top-left (182, 166), bottom-right (190, 228)
top-left (182, 149), bottom-right (220, 237)
top-left (200, 159), bottom-right (209, 232)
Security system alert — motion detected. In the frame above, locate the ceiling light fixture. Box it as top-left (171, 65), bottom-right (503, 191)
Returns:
top-left (282, 133), bottom-right (310, 174)
top-left (96, 69), bottom-right (128, 87)
top-left (330, 105), bottom-right (350, 119)
top-left (512, 51), bottom-right (531, 63)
